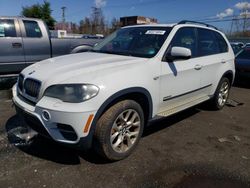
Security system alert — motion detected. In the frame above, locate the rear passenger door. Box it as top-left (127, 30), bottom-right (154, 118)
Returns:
top-left (0, 18), bottom-right (25, 74)
top-left (196, 28), bottom-right (229, 96)
top-left (19, 19), bottom-right (51, 65)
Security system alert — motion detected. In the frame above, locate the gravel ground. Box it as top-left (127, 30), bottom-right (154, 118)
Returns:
top-left (0, 76), bottom-right (250, 188)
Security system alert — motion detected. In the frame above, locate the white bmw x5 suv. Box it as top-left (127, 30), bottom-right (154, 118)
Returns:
top-left (13, 21), bottom-right (235, 160)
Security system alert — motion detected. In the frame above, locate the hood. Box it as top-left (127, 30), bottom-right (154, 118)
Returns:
top-left (22, 52), bottom-right (147, 85)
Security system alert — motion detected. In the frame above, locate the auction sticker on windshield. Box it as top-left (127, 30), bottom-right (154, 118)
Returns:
top-left (145, 30), bottom-right (166, 35)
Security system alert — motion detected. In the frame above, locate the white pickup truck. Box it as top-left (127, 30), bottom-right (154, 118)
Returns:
top-left (13, 21), bottom-right (235, 160)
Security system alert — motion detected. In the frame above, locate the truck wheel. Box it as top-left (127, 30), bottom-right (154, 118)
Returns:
top-left (209, 77), bottom-right (230, 110)
top-left (93, 100), bottom-right (144, 161)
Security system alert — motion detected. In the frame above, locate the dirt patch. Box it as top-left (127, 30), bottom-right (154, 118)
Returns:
top-left (174, 175), bottom-right (249, 188)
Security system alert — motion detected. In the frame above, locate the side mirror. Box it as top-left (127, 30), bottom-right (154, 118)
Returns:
top-left (165, 47), bottom-right (192, 61)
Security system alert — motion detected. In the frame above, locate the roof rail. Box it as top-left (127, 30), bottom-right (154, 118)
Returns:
top-left (177, 20), bottom-right (218, 30)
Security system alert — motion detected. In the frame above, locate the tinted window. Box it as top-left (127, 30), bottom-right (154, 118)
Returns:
top-left (23, 20), bottom-right (42, 38)
top-left (0, 19), bottom-right (17, 37)
top-left (237, 48), bottom-right (250, 59)
top-left (214, 32), bottom-right (228, 53)
top-left (231, 44), bottom-right (241, 54)
top-left (197, 28), bottom-right (220, 56)
top-left (169, 27), bottom-right (197, 57)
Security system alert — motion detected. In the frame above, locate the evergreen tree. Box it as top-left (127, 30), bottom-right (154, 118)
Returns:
top-left (21, 1), bottom-right (56, 29)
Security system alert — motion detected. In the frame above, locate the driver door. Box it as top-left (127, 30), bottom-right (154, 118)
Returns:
top-left (158, 27), bottom-right (203, 115)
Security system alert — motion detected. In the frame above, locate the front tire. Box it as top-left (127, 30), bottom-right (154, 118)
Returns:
top-left (209, 77), bottom-right (231, 110)
top-left (93, 100), bottom-right (144, 161)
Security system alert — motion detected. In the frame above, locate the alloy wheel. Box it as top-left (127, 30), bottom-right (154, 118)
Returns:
top-left (218, 81), bottom-right (229, 107)
top-left (110, 109), bottom-right (141, 153)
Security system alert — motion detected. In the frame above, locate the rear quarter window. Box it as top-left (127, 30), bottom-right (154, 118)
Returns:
top-left (214, 32), bottom-right (228, 53)
top-left (197, 28), bottom-right (220, 56)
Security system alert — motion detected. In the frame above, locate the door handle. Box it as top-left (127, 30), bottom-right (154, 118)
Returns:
top-left (221, 60), bottom-right (226, 64)
top-left (12, 43), bottom-right (22, 48)
top-left (194, 64), bottom-right (202, 70)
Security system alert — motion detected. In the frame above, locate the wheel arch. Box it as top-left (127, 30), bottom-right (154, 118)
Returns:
top-left (71, 45), bottom-right (93, 53)
top-left (222, 70), bottom-right (234, 85)
top-left (88, 87), bottom-right (153, 138)
top-left (94, 87), bottom-right (153, 125)
top-left (212, 70), bottom-right (234, 96)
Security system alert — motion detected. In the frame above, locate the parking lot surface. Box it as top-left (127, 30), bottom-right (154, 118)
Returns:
top-left (0, 78), bottom-right (250, 188)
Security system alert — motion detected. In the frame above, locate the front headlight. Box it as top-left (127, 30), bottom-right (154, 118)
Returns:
top-left (44, 84), bottom-right (99, 103)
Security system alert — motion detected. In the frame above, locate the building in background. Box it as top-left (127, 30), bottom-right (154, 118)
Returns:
top-left (55, 22), bottom-right (79, 34)
top-left (120, 16), bottom-right (158, 27)
top-left (50, 30), bottom-right (67, 38)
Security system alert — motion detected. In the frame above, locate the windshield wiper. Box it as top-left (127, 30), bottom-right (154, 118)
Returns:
top-left (90, 49), bottom-right (139, 57)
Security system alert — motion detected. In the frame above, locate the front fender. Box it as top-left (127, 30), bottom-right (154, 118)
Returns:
top-left (84, 87), bottom-right (153, 148)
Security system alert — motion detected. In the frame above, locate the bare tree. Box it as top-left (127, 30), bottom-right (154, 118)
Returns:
top-left (79, 17), bottom-right (92, 34)
top-left (110, 17), bottom-right (121, 33)
top-left (90, 7), bottom-right (105, 34)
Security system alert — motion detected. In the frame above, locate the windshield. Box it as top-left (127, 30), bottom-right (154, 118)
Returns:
top-left (237, 48), bottom-right (250, 59)
top-left (93, 26), bottom-right (172, 58)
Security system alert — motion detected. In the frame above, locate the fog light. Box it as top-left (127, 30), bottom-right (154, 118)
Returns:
top-left (42, 110), bottom-right (51, 121)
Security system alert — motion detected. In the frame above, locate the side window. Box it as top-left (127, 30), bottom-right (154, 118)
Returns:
top-left (214, 32), bottom-right (228, 53)
top-left (23, 20), bottom-right (42, 38)
top-left (197, 28), bottom-right (220, 56)
top-left (169, 27), bottom-right (197, 57)
top-left (0, 19), bottom-right (17, 37)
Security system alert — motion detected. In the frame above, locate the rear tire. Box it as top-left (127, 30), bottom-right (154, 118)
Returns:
top-left (93, 100), bottom-right (144, 161)
top-left (209, 77), bottom-right (231, 110)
